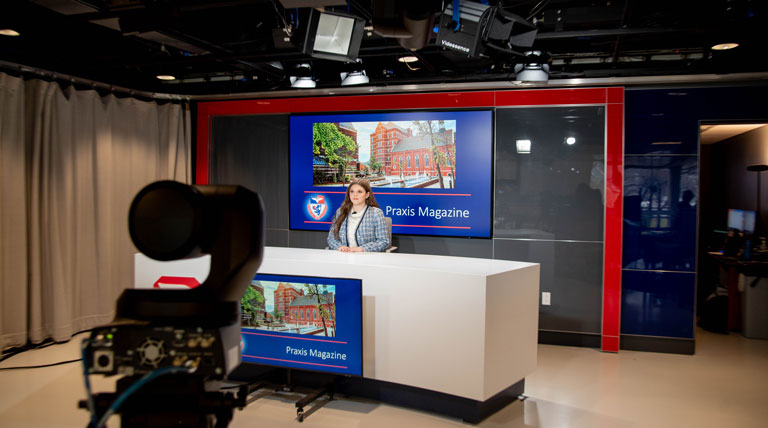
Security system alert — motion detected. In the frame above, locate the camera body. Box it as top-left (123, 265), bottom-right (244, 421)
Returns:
top-left (81, 181), bottom-right (265, 428)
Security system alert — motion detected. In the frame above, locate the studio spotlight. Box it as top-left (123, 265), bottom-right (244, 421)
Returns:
top-left (290, 63), bottom-right (317, 88)
top-left (295, 9), bottom-right (366, 62)
top-left (341, 59), bottom-right (369, 86)
top-left (514, 51), bottom-right (550, 82)
top-left (436, 1), bottom-right (537, 57)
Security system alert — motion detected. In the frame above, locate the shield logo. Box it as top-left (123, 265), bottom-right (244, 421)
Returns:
top-left (307, 194), bottom-right (328, 220)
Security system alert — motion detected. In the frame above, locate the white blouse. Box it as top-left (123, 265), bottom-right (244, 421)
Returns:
top-left (346, 206), bottom-right (366, 247)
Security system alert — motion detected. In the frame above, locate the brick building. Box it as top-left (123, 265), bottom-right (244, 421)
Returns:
top-left (286, 293), bottom-right (336, 329)
top-left (335, 122), bottom-right (360, 172)
top-left (369, 122), bottom-right (410, 175)
top-left (313, 122), bottom-right (361, 183)
top-left (248, 281), bottom-right (265, 311)
top-left (273, 283), bottom-right (304, 318)
top-left (390, 128), bottom-right (455, 178)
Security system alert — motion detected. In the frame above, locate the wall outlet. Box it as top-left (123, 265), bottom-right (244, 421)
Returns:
top-left (542, 292), bottom-right (551, 306)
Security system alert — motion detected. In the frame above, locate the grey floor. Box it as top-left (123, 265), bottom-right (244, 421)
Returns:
top-left (1, 328), bottom-right (767, 428)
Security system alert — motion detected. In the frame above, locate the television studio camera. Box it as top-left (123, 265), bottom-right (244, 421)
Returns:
top-left (79, 180), bottom-right (265, 428)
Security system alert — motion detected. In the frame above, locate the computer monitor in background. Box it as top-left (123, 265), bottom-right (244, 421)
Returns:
top-left (727, 208), bottom-right (756, 234)
top-left (239, 273), bottom-right (363, 376)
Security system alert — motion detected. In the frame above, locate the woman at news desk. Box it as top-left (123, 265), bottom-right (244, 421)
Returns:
top-left (327, 179), bottom-right (390, 252)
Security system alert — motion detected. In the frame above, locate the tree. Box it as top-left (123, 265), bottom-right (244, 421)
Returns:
top-left (446, 144), bottom-right (456, 188)
top-left (313, 123), bottom-right (358, 183)
top-left (303, 284), bottom-right (336, 337)
top-left (413, 120), bottom-right (447, 188)
top-left (369, 157), bottom-right (382, 176)
top-left (273, 309), bottom-right (283, 323)
top-left (240, 285), bottom-right (265, 326)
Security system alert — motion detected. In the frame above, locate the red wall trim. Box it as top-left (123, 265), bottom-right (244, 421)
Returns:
top-left (602, 93), bottom-right (625, 352)
top-left (195, 88), bottom-right (625, 352)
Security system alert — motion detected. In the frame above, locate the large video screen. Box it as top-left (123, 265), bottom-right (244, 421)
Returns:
top-left (240, 273), bottom-right (363, 376)
top-left (289, 110), bottom-right (493, 237)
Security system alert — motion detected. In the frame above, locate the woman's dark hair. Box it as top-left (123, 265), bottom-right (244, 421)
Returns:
top-left (333, 179), bottom-right (380, 239)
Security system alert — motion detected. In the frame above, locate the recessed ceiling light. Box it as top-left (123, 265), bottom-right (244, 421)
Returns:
top-left (156, 75), bottom-right (176, 81)
top-left (0, 29), bottom-right (20, 36)
top-left (712, 43), bottom-right (739, 51)
top-left (566, 137), bottom-right (576, 145)
top-left (516, 139), bottom-right (532, 154)
top-left (397, 55), bottom-right (419, 63)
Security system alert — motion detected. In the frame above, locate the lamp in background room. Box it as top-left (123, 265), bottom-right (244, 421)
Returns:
top-left (290, 63), bottom-right (317, 88)
top-left (747, 164), bottom-right (768, 236)
top-left (295, 8), bottom-right (365, 62)
top-left (341, 59), bottom-right (369, 86)
top-left (514, 51), bottom-right (550, 82)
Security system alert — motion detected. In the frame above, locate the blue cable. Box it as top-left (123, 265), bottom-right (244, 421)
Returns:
top-left (81, 340), bottom-right (97, 428)
top-left (453, 0), bottom-right (461, 30)
top-left (96, 366), bottom-right (189, 428)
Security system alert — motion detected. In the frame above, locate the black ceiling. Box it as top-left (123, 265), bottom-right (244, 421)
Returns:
top-left (1, 0), bottom-right (766, 96)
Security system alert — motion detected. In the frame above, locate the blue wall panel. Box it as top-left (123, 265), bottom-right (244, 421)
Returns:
top-left (621, 270), bottom-right (695, 338)
top-left (623, 86), bottom-right (768, 341)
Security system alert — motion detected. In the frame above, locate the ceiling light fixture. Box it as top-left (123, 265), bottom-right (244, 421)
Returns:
top-left (0, 29), bottom-right (20, 36)
top-left (712, 43), bottom-right (739, 51)
top-left (397, 56), bottom-right (419, 63)
top-left (566, 137), bottom-right (576, 145)
top-left (341, 70), bottom-right (369, 86)
top-left (516, 139), bottom-right (532, 154)
top-left (290, 63), bottom-right (316, 89)
top-left (437, 1), bottom-right (537, 57)
top-left (341, 59), bottom-right (369, 86)
top-left (156, 74), bottom-right (176, 81)
top-left (296, 9), bottom-right (365, 62)
top-left (514, 51), bottom-right (550, 83)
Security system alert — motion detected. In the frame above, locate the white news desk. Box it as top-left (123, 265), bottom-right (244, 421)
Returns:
top-left (135, 246), bottom-right (540, 403)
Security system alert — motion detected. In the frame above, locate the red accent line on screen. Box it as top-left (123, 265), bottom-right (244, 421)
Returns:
top-left (302, 191), bottom-right (471, 196)
top-left (242, 331), bottom-right (347, 344)
top-left (304, 221), bottom-right (333, 225)
top-left (393, 224), bottom-right (471, 229)
top-left (374, 192), bottom-right (471, 196)
top-left (242, 355), bottom-right (348, 369)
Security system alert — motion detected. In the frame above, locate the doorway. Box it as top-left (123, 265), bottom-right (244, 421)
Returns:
top-left (697, 122), bottom-right (768, 339)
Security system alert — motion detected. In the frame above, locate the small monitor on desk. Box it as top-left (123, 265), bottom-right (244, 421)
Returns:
top-left (728, 209), bottom-right (756, 234)
top-left (239, 273), bottom-right (363, 376)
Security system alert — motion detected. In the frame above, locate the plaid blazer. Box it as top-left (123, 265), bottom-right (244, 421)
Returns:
top-left (327, 206), bottom-right (390, 252)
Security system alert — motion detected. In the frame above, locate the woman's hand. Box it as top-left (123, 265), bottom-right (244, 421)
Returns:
top-left (338, 246), bottom-right (364, 253)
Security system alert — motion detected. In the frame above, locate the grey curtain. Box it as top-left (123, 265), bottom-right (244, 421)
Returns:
top-left (0, 72), bottom-right (191, 349)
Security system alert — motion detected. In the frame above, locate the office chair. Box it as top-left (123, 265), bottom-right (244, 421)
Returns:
top-left (384, 216), bottom-right (398, 253)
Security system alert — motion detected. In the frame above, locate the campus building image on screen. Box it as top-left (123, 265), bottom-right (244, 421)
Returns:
top-left (240, 273), bottom-right (363, 376)
top-left (290, 110), bottom-right (493, 237)
top-left (311, 120), bottom-right (458, 188)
